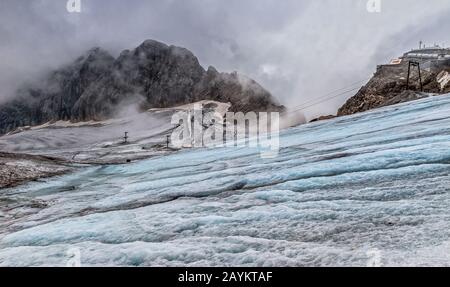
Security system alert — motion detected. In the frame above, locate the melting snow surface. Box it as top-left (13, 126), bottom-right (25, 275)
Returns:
top-left (1, 95), bottom-right (450, 266)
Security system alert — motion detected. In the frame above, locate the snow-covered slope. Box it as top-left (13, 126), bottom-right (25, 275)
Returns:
top-left (1, 94), bottom-right (450, 266)
top-left (0, 109), bottom-right (175, 164)
top-left (0, 100), bottom-right (232, 164)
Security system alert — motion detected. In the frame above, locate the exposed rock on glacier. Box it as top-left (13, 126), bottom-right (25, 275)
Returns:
top-left (0, 152), bottom-right (70, 189)
top-left (338, 61), bottom-right (450, 116)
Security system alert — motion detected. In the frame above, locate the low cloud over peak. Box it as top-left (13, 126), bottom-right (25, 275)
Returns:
top-left (1, 0), bottom-right (450, 119)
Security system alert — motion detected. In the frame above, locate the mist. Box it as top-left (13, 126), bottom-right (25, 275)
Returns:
top-left (1, 0), bottom-right (450, 119)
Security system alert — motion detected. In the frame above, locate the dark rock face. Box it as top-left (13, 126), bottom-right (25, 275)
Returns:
top-left (194, 67), bottom-right (280, 113)
top-left (338, 61), bottom-right (450, 116)
top-left (309, 115), bottom-right (336, 123)
top-left (0, 40), bottom-right (283, 135)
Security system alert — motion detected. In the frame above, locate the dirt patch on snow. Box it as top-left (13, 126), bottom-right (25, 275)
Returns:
top-left (0, 152), bottom-right (72, 189)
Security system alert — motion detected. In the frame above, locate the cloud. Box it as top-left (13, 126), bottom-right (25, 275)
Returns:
top-left (0, 0), bottom-right (450, 118)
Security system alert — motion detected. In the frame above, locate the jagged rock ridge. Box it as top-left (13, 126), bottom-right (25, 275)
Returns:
top-left (0, 40), bottom-right (283, 135)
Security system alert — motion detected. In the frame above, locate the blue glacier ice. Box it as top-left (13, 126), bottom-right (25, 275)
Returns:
top-left (1, 94), bottom-right (450, 266)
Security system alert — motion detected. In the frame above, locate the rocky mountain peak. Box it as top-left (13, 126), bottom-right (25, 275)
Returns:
top-left (0, 40), bottom-right (284, 135)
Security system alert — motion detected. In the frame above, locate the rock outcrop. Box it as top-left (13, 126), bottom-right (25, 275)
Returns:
top-left (0, 152), bottom-right (70, 188)
top-left (309, 115), bottom-right (336, 123)
top-left (338, 61), bottom-right (450, 116)
top-left (0, 40), bottom-right (283, 135)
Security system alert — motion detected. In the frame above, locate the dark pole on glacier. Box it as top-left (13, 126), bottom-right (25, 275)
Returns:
top-left (418, 64), bottom-right (423, 92)
top-left (123, 132), bottom-right (129, 144)
top-left (166, 135), bottom-right (170, 148)
top-left (406, 61), bottom-right (423, 92)
top-left (406, 62), bottom-right (411, 90)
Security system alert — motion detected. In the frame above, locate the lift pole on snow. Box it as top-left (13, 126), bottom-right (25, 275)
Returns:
top-left (406, 61), bottom-right (423, 92)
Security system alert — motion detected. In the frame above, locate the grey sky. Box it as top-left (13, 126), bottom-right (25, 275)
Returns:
top-left (1, 0), bottom-right (450, 118)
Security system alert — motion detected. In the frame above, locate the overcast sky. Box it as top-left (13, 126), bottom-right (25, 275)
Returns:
top-left (1, 0), bottom-right (450, 118)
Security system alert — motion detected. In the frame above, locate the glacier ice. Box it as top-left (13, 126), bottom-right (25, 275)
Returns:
top-left (1, 95), bottom-right (450, 266)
